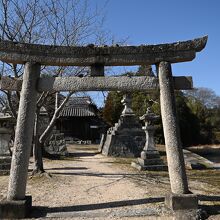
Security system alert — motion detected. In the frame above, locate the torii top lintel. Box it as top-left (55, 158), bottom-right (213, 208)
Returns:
top-left (0, 36), bottom-right (207, 66)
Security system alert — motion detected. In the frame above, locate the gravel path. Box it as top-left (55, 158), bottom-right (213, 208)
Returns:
top-left (1, 144), bottom-right (220, 219)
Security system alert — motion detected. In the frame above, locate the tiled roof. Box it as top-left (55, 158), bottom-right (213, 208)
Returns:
top-left (60, 106), bottom-right (96, 117)
top-left (66, 96), bottom-right (92, 107)
top-left (59, 97), bottom-right (97, 117)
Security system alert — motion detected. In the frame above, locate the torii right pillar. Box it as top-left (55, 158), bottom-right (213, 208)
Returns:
top-left (158, 61), bottom-right (198, 212)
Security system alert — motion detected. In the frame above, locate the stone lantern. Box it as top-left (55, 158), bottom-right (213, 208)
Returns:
top-left (132, 107), bottom-right (167, 171)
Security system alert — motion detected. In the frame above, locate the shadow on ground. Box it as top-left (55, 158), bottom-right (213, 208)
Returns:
top-left (68, 152), bottom-right (99, 157)
top-left (30, 194), bottom-right (220, 218)
top-left (198, 195), bottom-right (220, 216)
top-left (49, 171), bottom-right (163, 178)
top-left (45, 167), bottom-right (88, 171)
top-left (30, 197), bottom-right (164, 218)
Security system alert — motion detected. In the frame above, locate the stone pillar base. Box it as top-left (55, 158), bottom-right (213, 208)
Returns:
top-left (165, 193), bottom-right (198, 211)
top-left (131, 161), bottom-right (168, 171)
top-left (131, 150), bottom-right (168, 171)
top-left (0, 196), bottom-right (32, 219)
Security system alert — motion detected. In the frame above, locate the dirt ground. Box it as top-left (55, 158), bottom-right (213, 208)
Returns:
top-left (1, 144), bottom-right (220, 219)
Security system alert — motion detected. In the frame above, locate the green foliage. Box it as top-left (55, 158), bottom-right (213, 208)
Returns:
top-left (102, 91), bottom-right (123, 126)
top-left (214, 132), bottom-right (220, 143)
top-left (206, 108), bottom-right (220, 132)
top-left (185, 93), bottom-right (219, 144)
top-left (175, 91), bottom-right (201, 146)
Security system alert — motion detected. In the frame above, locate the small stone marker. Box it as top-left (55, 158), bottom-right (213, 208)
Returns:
top-left (44, 133), bottom-right (68, 156)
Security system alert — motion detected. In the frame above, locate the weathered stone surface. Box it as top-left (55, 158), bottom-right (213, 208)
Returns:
top-left (137, 157), bottom-right (164, 166)
top-left (0, 195), bottom-right (32, 219)
top-left (44, 133), bottom-right (68, 156)
top-left (165, 193), bottom-right (198, 210)
top-left (40, 76), bottom-right (159, 92)
top-left (102, 93), bottom-right (145, 157)
top-left (102, 115), bottom-right (145, 158)
top-left (0, 76), bottom-right (193, 92)
top-left (131, 162), bottom-right (167, 171)
top-left (0, 36), bottom-right (207, 66)
top-left (132, 109), bottom-right (167, 171)
top-left (158, 61), bottom-right (189, 194)
top-left (173, 76), bottom-right (193, 90)
top-left (102, 94), bottom-right (145, 157)
top-left (121, 94), bottom-right (134, 116)
top-left (7, 62), bottom-right (41, 200)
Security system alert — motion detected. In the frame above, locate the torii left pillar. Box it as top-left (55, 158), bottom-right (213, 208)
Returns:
top-left (0, 62), bottom-right (40, 219)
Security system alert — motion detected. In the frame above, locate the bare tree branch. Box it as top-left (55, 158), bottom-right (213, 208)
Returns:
top-left (0, 0), bottom-right (112, 173)
top-left (39, 92), bottom-right (73, 144)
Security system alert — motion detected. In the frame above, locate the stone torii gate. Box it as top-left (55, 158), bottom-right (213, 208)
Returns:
top-left (0, 36), bottom-right (207, 218)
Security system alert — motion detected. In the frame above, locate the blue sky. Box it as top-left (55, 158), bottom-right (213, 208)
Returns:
top-left (92, 0), bottom-right (220, 96)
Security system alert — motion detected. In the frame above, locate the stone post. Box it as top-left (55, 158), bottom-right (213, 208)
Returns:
top-left (158, 61), bottom-right (189, 194)
top-left (7, 62), bottom-right (41, 200)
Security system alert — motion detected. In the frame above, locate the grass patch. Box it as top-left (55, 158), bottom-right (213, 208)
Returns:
top-left (187, 169), bottom-right (220, 188)
top-left (113, 157), bottom-right (134, 165)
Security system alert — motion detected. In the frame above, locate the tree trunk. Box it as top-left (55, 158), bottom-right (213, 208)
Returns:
top-left (5, 91), bottom-right (17, 119)
top-left (39, 92), bottom-right (72, 145)
top-left (32, 108), bottom-right (44, 174)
